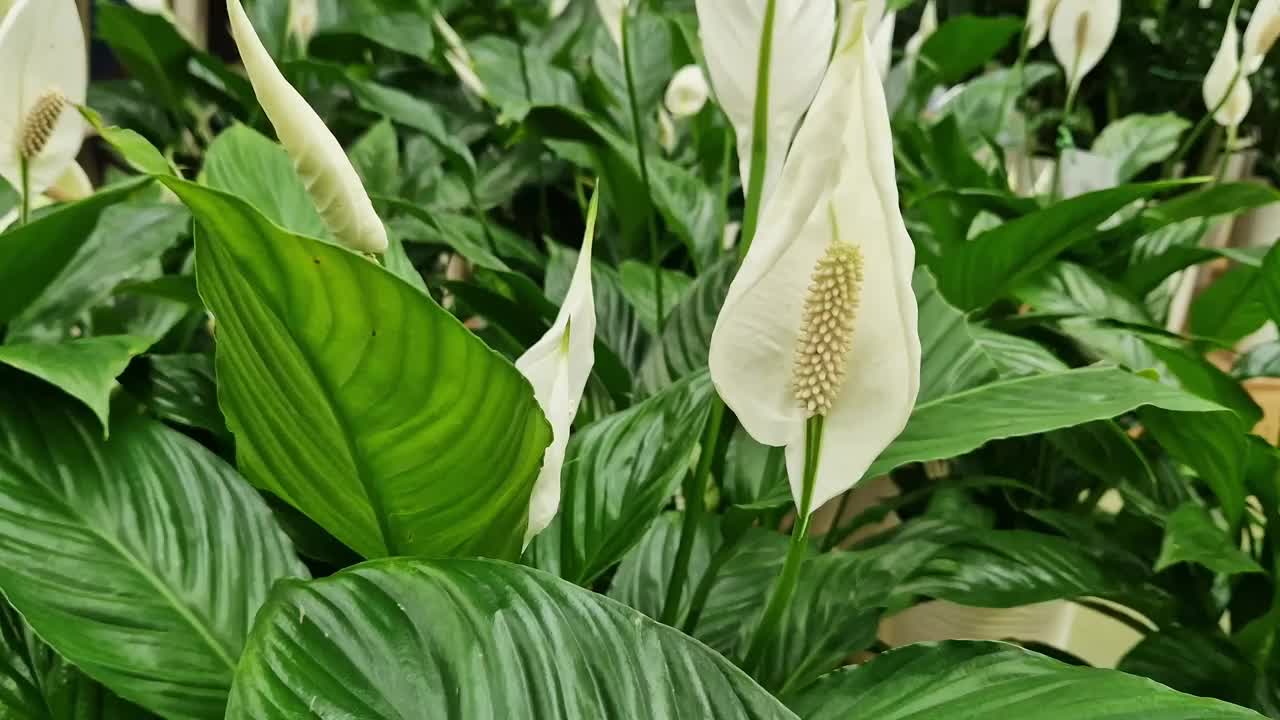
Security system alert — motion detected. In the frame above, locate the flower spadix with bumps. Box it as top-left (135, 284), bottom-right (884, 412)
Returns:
top-left (0, 0), bottom-right (87, 200)
top-left (226, 0), bottom-right (387, 254)
top-left (709, 5), bottom-right (920, 515)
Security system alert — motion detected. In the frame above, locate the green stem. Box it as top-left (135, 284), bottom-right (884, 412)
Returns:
top-left (1215, 123), bottom-right (1239, 183)
top-left (620, 8), bottom-right (666, 332)
top-left (738, 0), bottom-right (779, 260)
top-left (18, 158), bottom-right (30, 227)
top-left (742, 415), bottom-right (824, 676)
top-left (660, 400), bottom-right (726, 626)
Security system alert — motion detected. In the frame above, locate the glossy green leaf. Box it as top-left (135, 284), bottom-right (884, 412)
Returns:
top-left (1141, 409), bottom-right (1249, 531)
top-left (0, 336), bottom-right (152, 435)
top-left (915, 268), bottom-right (997, 403)
top-left (918, 16), bottom-right (1023, 86)
top-left (8, 201), bottom-right (189, 343)
top-left (1191, 263), bottom-right (1269, 344)
top-left (95, 4), bottom-right (192, 110)
top-left (637, 256), bottom-right (735, 394)
top-left (609, 512), bottom-right (722, 626)
top-left (0, 179), bottom-right (149, 326)
top-left (314, 0), bottom-right (435, 60)
top-left (525, 372), bottom-right (714, 585)
top-left (226, 559), bottom-right (796, 719)
top-left (1156, 503), bottom-right (1263, 575)
top-left (788, 641), bottom-right (1264, 719)
top-left (0, 383), bottom-right (307, 720)
top-left (867, 366), bottom-right (1223, 479)
top-left (79, 107), bottom-right (176, 177)
top-left (618, 260), bottom-right (693, 335)
top-left (1118, 629), bottom-right (1255, 707)
top-left (723, 425), bottom-right (788, 510)
top-left (138, 354), bottom-right (225, 435)
top-left (347, 119), bottom-right (400, 198)
top-left (1016, 262), bottom-right (1154, 324)
top-left (934, 181), bottom-right (1191, 311)
top-left (1093, 113), bottom-right (1192, 183)
top-left (201, 125), bottom-right (328, 240)
top-left (972, 327), bottom-right (1070, 377)
top-left (166, 177), bottom-right (552, 560)
top-left (1141, 183), bottom-right (1280, 230)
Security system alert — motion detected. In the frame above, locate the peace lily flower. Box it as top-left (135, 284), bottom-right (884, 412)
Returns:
top-left (657, 108), bottom-right (677, 155)
top-left (1244, 0), bottom-right (1280, 73)
top-left (433, 12), bottom-right (489, 100)
top-left (126, 0), bottom-right (169, 14)
top-left (665, 65), bottom-right (710, 118)
top-left (550, 0), bottom-right (571, 20)
top-left (709, 6), bottom-right (920, 519)
top-left (1025, 0), bottom-right (1063, 50)
top-left (0, 0), bottom-right (87, 205)
top-left (872, 11), bottom-right (897, 79)
top-left (905, 0), bottom-right (938, 61)
top-left (1049, 0), bottom-right (1121, 99)
top-left (695, 0), bottom-right (835, 205)
top-left (595, 0), bottom-right (627, 50)
top-left (287, 0), bottom-right (319, 49)
top-left (226, 0), bottom-right (387, 254)
top-left (517, 191), bottom-right (599, 547)
top-left (1204, 18), bottom-right (1252, 128)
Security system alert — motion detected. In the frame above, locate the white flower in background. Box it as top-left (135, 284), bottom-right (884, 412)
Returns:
top-left (709, 6), bottom-right (920, 515)
top-left (665, 65), bottom-right (710, 118)
top-left (0, 0), bottom-right (87, 201)
top-left (433, 12), bottom-right (489, 99)
top-left (872, 11), bottom-right (897, 79)
top-left (1204, 19), bottom-right (1252, 128)
top-left (595, 0), bottom-right (627, 50)
top-left (722, 221), bottom-right (742, 251)
top-left (1049, 0), bottom-right (1121, 97)
top-left (1201, 0), bottom-right (1213, 8)
top-left (695, 0), bottom-right (835, 205)
top-left (1058, 149), bottom-right (1120, 198)
top-left (227, 0), bottom-right (387, 253)
top-left (550, 0), bottom-right (571, 19)
top-left (287, 0), bottom-right (319, 48)
top-left (1025, 0), bottom-right (1063, 50)
top-left (657, 108), bottom-right (677, 154)
top-left (905, 0), bottom-right (938, 60)
top-left (1244, 0), bottom-right (1280, 73)
top-left (517, 191), bottom-right (599, 546)
top-left (46, 162), bottom-right (92, 202)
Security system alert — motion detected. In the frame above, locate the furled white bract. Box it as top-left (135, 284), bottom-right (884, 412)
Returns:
top-left (1049, 0), bottom-right (1121, 96)
top-left (1026, 0), bottom-right (1063, 50)
top-left (1244, 0), bottom-right (1280, 74)
top-left (0, 0), bottom-right (87, 198)
top-left (905, 0), bottom-right (938, 60)
top-left (517, 191), bottom-right (599, 546)
top-left (434, 12), bottom-right (489, 99)
top-left (287, 0), bottom-right (319, 48)
top-left (226, 0), bottom-right (387, 254)
top-left (665, 65), bottom-right (711, 118)
top-left (1204, 20), bottom-right (1252, 128)
top-left (126, 0), bottom-right (169, 14)
top-left (695, 0), bottom-right (835, 206)
top-left (657, 108), bottom-right (677, 154)
top-left (872, 11), bottom-right (897, 79)
top-left (709, 6), bottom-right (920, 515)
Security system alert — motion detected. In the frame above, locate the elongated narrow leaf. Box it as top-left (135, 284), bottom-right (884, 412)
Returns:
top-left (525, 372), bottom-right (714, 584)
top-left (787, 641), bottom-right (1264, 719)
top-left (0, 383), bottom-right (307, 720)
top-left (1118, 629), bottom-right (1255, 706)
top-left (918, 16), bottom-right (1023, 85)
top-left (914, 268), bottom-right (997, 403)
top-left (1157, 503), bottom-right (1264, 575)
top-left (0, 335), bottom-right (152, 434)
top-left (933, 181), bottom-right (1190, 310)
top-left (1093, 113), bottom-right (1192, 183)
top-left (165, 177), bottom-right (552, 560)
top-left (226, 559), bottom-right (797, 719)
top-left (0, 179), bottom-right (149, 326)
top-left (866, 366), bottom-right (1223, 479)
top-left (1141, 409), bottom-right (1250, 531)
top-left (637, 257), bottom-right (735, 394)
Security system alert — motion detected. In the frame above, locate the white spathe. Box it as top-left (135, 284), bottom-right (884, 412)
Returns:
top-left (517, 192), bottom-right (599, 546)
top-left (1244, 0), bottom-right (1280, 73)
top-left (657, 108), bottom-right (677, 154)
top-left (550, 0), bottom-right (571, 19)
top-left (46, 162), bottom-right (93, 202)
top-left (708, 9), bottom-right (920, 515)
top-left (1026, 0), bottom-right (1063, 50)
top-left (287, 0), bottom-right (319, 47)
top-left (1049, 0), bottom-right (1121, 96)
top-left (695, 0), bottom-right (835, 206)
top-left (1204, 21), bottom-right (1252, 128)
top-left (872, 11), bottom-right (897, 79)
top-left (435, 12), bottom-right (488, 99)
top-left (226, 0), bottom-right (387, 254)
top-left (905, 0), bottom-right (938, 59)
top-left (126, 0), bottom-right (169, 14)
top-left (0, 0), bottom-right (87, 197)
top-left (665, 64), bottom-right (711, 118)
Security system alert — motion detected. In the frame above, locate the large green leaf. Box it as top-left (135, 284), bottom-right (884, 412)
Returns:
top-left (933, 181), bottom-right (1190, 310)
top-left (200, 125), bottom-right (328, 239)
top-left (1141, 409), bottom-right (1250, 530)
top-left (165, 177), bottom-right (552, 560)
top-left (7, 202), bottom-right (189, 343)
top-left (1191, 263), bottom-right (1270, 344)
top-left (866, 366), bottom-right (1223, 479)
top-left (0, 336), bottom-right (152, 434)
top-left (0, 383), bottom-right (307, 720)
top-left (225, 559), bottom-right (797, 719)
top-left (787, 641), bottom-right (1264, 719)
top-left (618, 260), bottom-right (693, 335)
top-left (1156, 503), bottom-right (1264, 575)
top-left (914, 267), bottom-right (997, 404)
top-left (608, 512), bottom-right (722, 626)
top-left (314, 0), bottom-right (435, 60)
top-left (636, 256), bottom-right (735, 394)
top-left (0, 180), bottom-right (149, 326)
top-left (1118, 629), bottom-right (1256, 707)
top-left (1093, 113), bottom-right (1192, 183)
top-left (917, 16), bottom-right (1023, 86)
top-left (525, 372), bottom-right (714, 585)
top-left (1016, 262), bottom-right (1154, 324)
